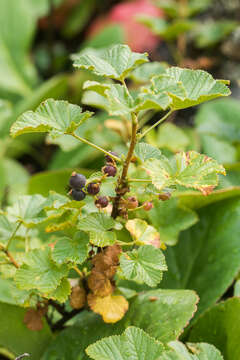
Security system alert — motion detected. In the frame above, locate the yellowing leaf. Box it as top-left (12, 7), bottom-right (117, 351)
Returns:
top-left (126, 219), bottom-right (165, 249)
top-left (143, 151), bottom-right (226, 195)
top-left (88, 293), bottom-right (129, 323)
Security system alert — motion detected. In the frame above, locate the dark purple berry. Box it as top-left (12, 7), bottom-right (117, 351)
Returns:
top-left (71, 189), bottom-right (86, 201)
top-left (87, 182), bottom-right (100, 195)
top-left (102, 165), bottom-right (117, 177)
top-left (69, 172), bottom-right (86, 189)
top-left (95, 196), bottom-right (109, 208)
top-left (105, 151), bottom-right (118, 164)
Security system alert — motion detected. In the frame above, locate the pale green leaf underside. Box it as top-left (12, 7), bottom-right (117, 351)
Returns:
top-left (15, 248), bottom-right (69, 294)
top-left (52, 231), bottom-right (89, 265)
top-left (135, 142), bottom-right (162, 162)
top-left (73, 44), bottom-right (148, 81)
top-left (141, 68), bottom-right (230, 111)
top-left (120, 245), bottom-right (167, 287)
top-left (143, 151), bottom-right (225, 195)
top-left (7, 194), bottom-right (47, 226)
top-left (83, 81), bottom-right (135, 116)
top-left (86, 326), bottom-right (165, 360)
top-left (10, 99), bottom-right (93, 138)
top-left (166, 68), bottom-right (230, 109)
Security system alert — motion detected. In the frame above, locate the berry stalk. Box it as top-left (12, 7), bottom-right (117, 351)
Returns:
top-left (111, 113), bottom-right (138, 218)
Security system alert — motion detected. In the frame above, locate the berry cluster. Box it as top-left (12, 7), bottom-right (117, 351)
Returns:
top-left (68, 152), bottom-right (118, 208)
top-left (69, 172), bottom-right (87, 201)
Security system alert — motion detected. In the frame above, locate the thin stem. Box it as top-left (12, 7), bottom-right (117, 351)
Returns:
top-left (6, 222), bottom-right (21, 251)
top-left (70, 133), bottom-right (121, 163)
top-left (138, 110), bottom-right (173, 140)
top-left (111, 113), bottom-right (138, 218)
top-left (128, 178), bottom-right (152, 183)
top-left (73, 266), bottom-right (83, 278)
top-left (0, 245), bottom-right (19, 268)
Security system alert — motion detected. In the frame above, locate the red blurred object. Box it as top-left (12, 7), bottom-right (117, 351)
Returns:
top-left (88, 0), bottom-right (163, 52)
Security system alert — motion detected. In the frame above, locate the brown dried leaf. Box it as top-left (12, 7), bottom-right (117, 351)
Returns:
top-left (70, 285), bottom-right (86, 309)
top-left (88, 270), bottom-right (114, 297)
top-left (88, 293), bottom-right (129, 323)
top-left (23, 308), bottom-right (44, 331)
top-left (91, 245), bottom-right (121, 279)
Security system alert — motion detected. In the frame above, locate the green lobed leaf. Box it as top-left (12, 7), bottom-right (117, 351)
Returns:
top-left (148, 198), bottom-right (198, 245)
top-left (0, 278), bottom-right (34, 307)
top-left (0, 302), bottom-right (52, 360)
top-left (52, 231), bottom-right (89, 265)
top-left (135, 142), bottom-right (161, 162)
top-left (143, 151), bottom-right (225, 195)
top-left (119, 245), bottom-right (167, 287)
top-left (44, 278), bottom-right (71, 303)
top-left (165, 68), bottom-right (230, 109)
top-left (6, 194), bottom-right (47, 227)
top-left (72, 44), bottom-right (148, 81)
top-left (86, 326), bottom-right (165, 360)
top-left (125, 289), bottom-right (198, 343)
top-left (188, 298), bottom-right (240, 360)
top-left (41, 289), bottom-right (198, 359)
top-left (161, 198), bottom-right (240, 318)
top-left (10, 99), bottom-right (93, 139)
top-left (162, 341), bottom-right (223, 359)
top-left (15, 248), bottom-right (69, 294)
top-left (78, 213), bottom-right (117, 247)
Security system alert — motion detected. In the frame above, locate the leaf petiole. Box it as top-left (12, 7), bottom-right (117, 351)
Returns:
top-left (138, 110), bottom-right (173, 140)
top-left (70, 133), bottom-right (122, 163)
top-left (6, 221), bottom-right (22, 251)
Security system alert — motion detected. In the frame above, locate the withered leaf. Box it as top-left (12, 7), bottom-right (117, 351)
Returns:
top-left (88, 293), bottom-right (129, 323)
